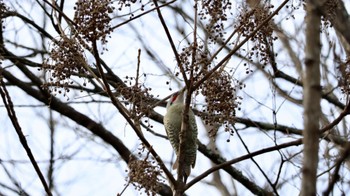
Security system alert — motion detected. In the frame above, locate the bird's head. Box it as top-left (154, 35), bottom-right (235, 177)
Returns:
top-left (166, 89), bottom-right (185, 110)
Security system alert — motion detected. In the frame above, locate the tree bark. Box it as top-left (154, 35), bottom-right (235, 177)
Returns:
top-left (301, 1), bottom-right (322, 195)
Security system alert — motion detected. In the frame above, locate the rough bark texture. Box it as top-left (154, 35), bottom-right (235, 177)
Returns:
top-left (301, 1), bottom-right (322, 195)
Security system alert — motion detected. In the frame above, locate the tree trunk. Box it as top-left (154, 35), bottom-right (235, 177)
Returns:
top-left (301, 1), bottom-right (322, 195)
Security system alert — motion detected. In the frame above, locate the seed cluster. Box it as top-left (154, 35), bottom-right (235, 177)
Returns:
top-left (121, 75), bottom-right (154, 118)
top-left (236, 4), bottom-right (277, 67)
top-left (117, 0), bottom-right (137, 10)
top-left (0, 0), bottom-right (8, 19)
top-left (74, 0), bottom-right (114, 46)
top-left (178, 42), bottom-right (210, 77)
top-left (176, 40), bottom-right (243, 138)
top-left (0, 0), bottom-right (9, 34)
top-left (42, 37), bottom-right (88, 95)
top-left (199, 0), bottom-right (233, 43)
top-left (42, 0), bottom-right (116, 95)
top-left (126, 149), bottom-right (161, 196)
top-left (200, 71), bottom-right (242, 136)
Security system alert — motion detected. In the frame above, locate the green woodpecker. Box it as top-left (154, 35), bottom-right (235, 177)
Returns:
top-left (163, 89), bottom-right (198, 183)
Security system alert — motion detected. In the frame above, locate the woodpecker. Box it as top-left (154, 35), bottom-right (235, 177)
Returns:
top-left (163, 89), bottom-right (198, 183)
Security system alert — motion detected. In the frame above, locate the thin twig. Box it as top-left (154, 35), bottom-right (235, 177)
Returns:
top-left (112, 0), bottom-right (177, 30)
top-left (322, 142), bottom-right (350, 196)
top-left (320, 100), bottom-right (350, 133)
top-left (0, 75), bottom-right (52, 196)
top-left (235, 128), bottom-right (279, 195)
top-left (47, 109), bottom-right (55, 191)
top-left (133, 49), bottom-right (141, 118)
top-left (190, 1), bottom-right (198, 90)
top-left (152, 0), bottom-right (189, 88)
top-left (185, 139), bottom-right (302, 190)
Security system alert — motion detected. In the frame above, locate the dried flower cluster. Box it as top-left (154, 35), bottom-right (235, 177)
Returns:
top-left (127, 150), bottom-right (161, 196)
top-left (200, 71), bottom-right (242, 137)
top-left (236, 4), bottom-right (277, 67)
top-left (121, 75), bottom-right (154, 118)
top-left (42, 0), bottom-right (116, 95)
top-left (178, 42), bottom-right (210, 76)
top-left (74, 0), bottom-right (114, 46)
top-left (199, 0), bottom-right (232, 43)
top-left (42, 37), bottom-right (88, 95)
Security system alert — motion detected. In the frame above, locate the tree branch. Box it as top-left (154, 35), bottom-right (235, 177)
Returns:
top-left (0, 74), bottom-right (52, 196)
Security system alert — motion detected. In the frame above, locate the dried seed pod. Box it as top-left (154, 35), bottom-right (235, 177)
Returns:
top-left (74, 0), bottom-right (114, 44)
top-left (200, 71), bottom-right (242, 137)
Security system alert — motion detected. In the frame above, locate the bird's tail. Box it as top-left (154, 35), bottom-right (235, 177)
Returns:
top-left (172, 156), bottom-right (191, 183)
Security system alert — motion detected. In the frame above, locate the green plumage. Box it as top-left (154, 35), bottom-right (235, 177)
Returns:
top-left (163, 90), bottom-right (198, 182)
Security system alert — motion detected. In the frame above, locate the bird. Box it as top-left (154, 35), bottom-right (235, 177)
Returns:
top-left (163, 89), bottom-right (198, 183)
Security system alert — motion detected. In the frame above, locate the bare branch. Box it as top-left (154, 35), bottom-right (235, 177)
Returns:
top-left (0, 74), bottom-right (52, 196)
